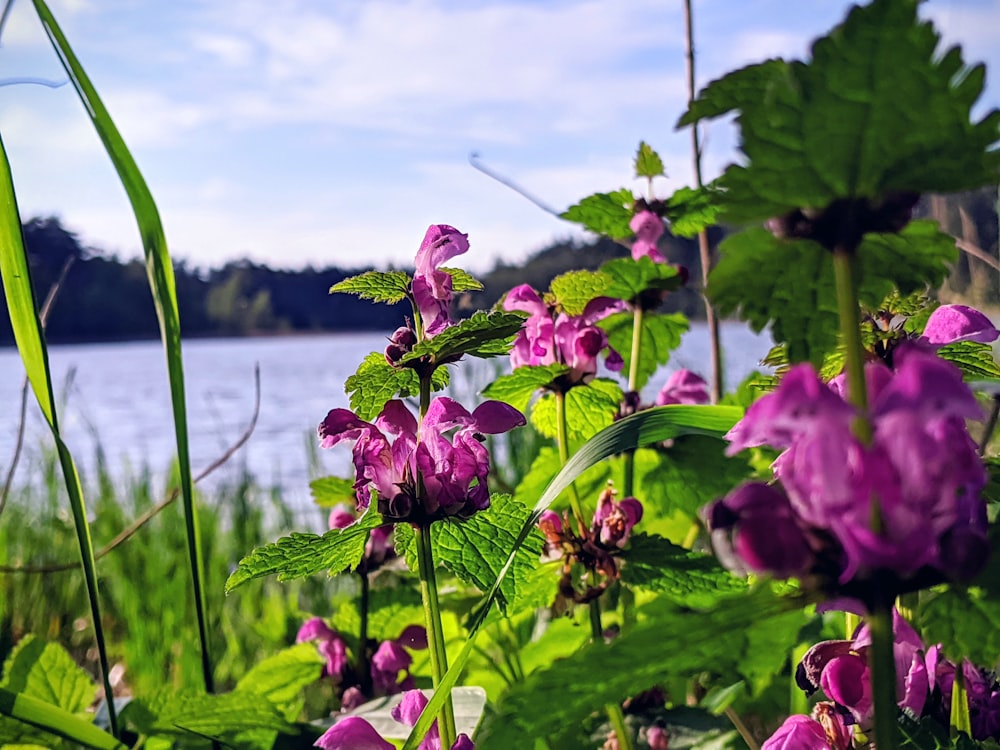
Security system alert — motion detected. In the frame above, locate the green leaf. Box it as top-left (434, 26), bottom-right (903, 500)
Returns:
top-left (937, 341), bottom-right (1000, 380)
top-left (680, 1), bottom-right (1000, 223)
top-left (345, 352), bottom-right (449, 421)
top-left (918, 585), bottom-right (1000, 666)
top-left (620, 533), bottom-right (747, 607)
top-left (602, 310), bottom-right (689, 391)
top-left (1, 637), bottom-right (93, 715)
top-left (396, 495), bottom-right (544, 613)
top-left (634, 141), bottom-right (665, 179)
top-left (402, 310), bottom-right (524, 363)
top-left (600, 256), bottom-right (685, 301)
top-left (120, 688), bottom-right (292, 738)
top-left (441, 267), bottom-right (483, 293)
top-left (330, 587), bottom-right (424, 642)
top-left (858, 221), bottom-right (958, 302)
top-left (0, 689), bottom-right (124, 750)
top-left (309, 476), bottom-right (356, 508)
top-left (897, 711), bottom-right (952, 749)
top-left (225, 508), bottom-right (383, 592)
top-left (235, 643), bottom-right (324, 716)
top-left (560, 189), bottom-right (636, 240)
top-left (481, 364), bottom-right (568, 413)
top-left (531, 379), bottom-right (623, 440)
top-left (329, 270), bottom-right (412, 304)
top-left (549, 270), bottom-right (611, 316)
top-left (664, 185), bottom-right (723, 239)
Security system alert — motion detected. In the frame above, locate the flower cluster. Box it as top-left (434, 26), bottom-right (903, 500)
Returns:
top-left (707, 338), bottom-right (990, 591)
top-left (766, 609), bottom-right (1000, 747)
top-left (538, 487), bottom-right (643, 605)
top-left (297, 618), bottom-right (427, 709)
top-left (503, 284), bottom-right (624, 386)
top-left (319, 397), bottom-right (525, 523)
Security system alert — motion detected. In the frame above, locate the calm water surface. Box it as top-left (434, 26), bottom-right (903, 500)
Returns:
top-left (0, 324), bottom-right (771, 509)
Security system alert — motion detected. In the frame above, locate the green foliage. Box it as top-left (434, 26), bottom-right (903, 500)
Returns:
top-left (918, 586), bottom-right (1000, 666)
top-left (634, 141), bottom-right (665, 179)
top-left (225, 508), bottom-right (383, 592)
top-left (396, 495), bottom-right (544, 614)
top-left (0, 687), bottom-right (124, 750)
top-left (329, 270), bottom-right (412, 304)
top-left (309, 476), bottom-right (357, 508)
top-left (345, 352), bottom-right (449, 421)
top-left (531, 379), bottom-right (623, 440)
top-left (620, 533), bottom-right (747, 607)
top-left (548, 269), bottom-right (611, 315)
top-left (482, 364), bottom-right (569, 413)
top-left (234, 643), bottom-right (324, 716)
top-left (602, 310), bottom-right (689, 390)
top-left (402, 310), bottom-right (524, 362)
top-left (664, 185), bottom-right (724, 239)
top-left (601, 256), bottom-right (685, 301)
top-left (560, 188), bottom-right (636, 240)
top-left (440, 267), bottom-right (483, 293)
top-left (937, 341), bottom-right (1000, 380)
top-left (680, 0), bottom-right (1000, 223)
top-left (0, 637), bottom-right (93, 716)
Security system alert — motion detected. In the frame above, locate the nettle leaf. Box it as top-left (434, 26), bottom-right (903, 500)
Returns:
top-left (602, 311), bottom-right (688, 391)
top-left (226, 508), bottom-right (383, 592)
top-left (857, 221), bottom-right (958, 302)
top-left (403, 311), bottom-right (524, 363)
top-left (482, 364), bottom-right (569, 413)
top-left (120, 688), bottom-right (292, 739)
top-left (634, 141), bottom-right (665, 179)
top-left (600, 256), bottom-right (685, 302)
top-left (345, 352), bottom-right (449, 421)
top-left (918, 586), bottom-right (1000, 666)
top-left (309, 476), bottom-right (356, 508)
top-left (621, 533), bottom-right (747, 607)
top-left (664, 185), bottom-right (723, 239)
top-left (330, 270), bottom-right (412, 304)
top-left (636, 437), bottom-right (752, 519)
top-left (937, 341), bottom-right (1000, 380)
top-left (680, 1), bottom-right (1000, 223)
top-left (549, 270), bottom-right (611, 316)
top-left (531, 379), bottom-right (623, 440)
top-left (561, 189), bottom-right (636, 240)
top-left (0, 636), bottom-right (93, 714)
top-left (479, 588), bottom-right (806, 746)
top-left (396, 495), bottom-right (544, 613)
top-left (440, 267), bottom-right (483, 293)
top-left (235, 643), bottom-right (324, 715)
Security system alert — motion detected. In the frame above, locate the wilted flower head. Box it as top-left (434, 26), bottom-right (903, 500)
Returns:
top-left (630, 210), bottom-right (666, 263)
top-left (503, 284), bottom-right (624, 385)
top-left (319, 397), bottom-right (525, 523)
top-left (411, 224), bottom-right (470, 338)
top-left (593, 488), bottom-right (643, 549)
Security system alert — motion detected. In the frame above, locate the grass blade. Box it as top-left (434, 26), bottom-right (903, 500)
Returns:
top-left (0, 687), bottom-right (126, 750)
top-left (0, 135), bottom-right (119, 736)
top-left (402, 404), bottom-right (743, 749)
top-left (30, 0), bottom-right (214, 692)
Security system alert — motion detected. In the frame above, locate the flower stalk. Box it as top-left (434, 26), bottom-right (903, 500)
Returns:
top-left (555, 390), bottom-right (586, 528)
top-left (868, 588), bottom-right (899, 750)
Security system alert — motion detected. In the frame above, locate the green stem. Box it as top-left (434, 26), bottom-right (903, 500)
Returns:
top-left (868, 586), bottom-right (898, 750)
top-left (622, 306), bottom-right (644, 498)
top-left (414, 525), bottom-right (457, 749)
top-left (724, 707), bottom-right (760, 750)
top-left (555, 390), bottom-right (586, 528)
top-left (832, 249), bottom-right (871, 443)
top-left (951, 659), bottom-right (972, 737)
top-left (589, 601), bottom-right (633, 750)
top-left (357, 572), bottom-right (372, 696)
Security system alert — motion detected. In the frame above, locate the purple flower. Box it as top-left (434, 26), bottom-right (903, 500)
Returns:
top-left (592, 492), bottom-right (643, 549)
top-left (655, 369), bottom-right (710, 406)
top-left (297, 618), bottom-right (350, 678)
top-left (391, 690), bottom-right (475, 750)
top-left (630, 210), bottom-right (666, 263)
top-left (761, 714), bottom-right (830, 750)
top-left (319, 397), bottom-right (525, 522)
top-left (503, 285), bottom-right (624, 385)
top-left (314, 716), bottom-right (394, 750)
top-left (412, 225), bottom-right (470, 338)
top-left (370, 625), bottom-right (427, 695)
top-left (921, 304), bottom-right (999, 347)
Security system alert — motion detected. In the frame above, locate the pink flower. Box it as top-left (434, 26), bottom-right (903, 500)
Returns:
top-left (314, 716), bottom-right (394, 750)
top-left (412, 225), bottom-right (470, 337)
top-left (593, 492), bottom-right (643, 549)
top-left (761, 714), bottom-right (830, 749)
top-left (921, 304), bottom-right (999, 347)
top-left (630, 210), bottom-right (666, 263)
top-left (391, 689), bottom-right (474, 750)
top-left (370, 625), bottom-right (428, 695)
top-left (296, 618), bottom-right (350, 678)
top-left (319, 397), bottom-right (525, 522)
top-left (655, 369), bottom-right (710, 406)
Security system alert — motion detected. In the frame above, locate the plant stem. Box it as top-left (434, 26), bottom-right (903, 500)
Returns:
top-left (414, 525), bottom-right (457, 749)
top-left (951, 658), bottom-right (972, 737)
top-left (868, 587), bottom-right (898, 750)
top-left (979, 394), bottom-right (1000, 455)
top-left (724, 707), bottom-right (760, 750)
top-left (683, 0), bottom-right (723, 403)
top-left (622, 306), bottom-right (644, 498)
top-left (832, 249), bottom-right (872, 443)
top-left (588, 600), bottom-right (634, 750)
top-left (555, 390), bottom-right (586, 528)
top-left (357, 572), bottom-right (372, 696)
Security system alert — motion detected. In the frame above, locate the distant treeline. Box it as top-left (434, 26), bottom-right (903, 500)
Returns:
top-left (1, 188), bottom-right (996, 345)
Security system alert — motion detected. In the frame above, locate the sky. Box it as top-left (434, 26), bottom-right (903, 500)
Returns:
top-left (1, 0), bottom-right (998, 274)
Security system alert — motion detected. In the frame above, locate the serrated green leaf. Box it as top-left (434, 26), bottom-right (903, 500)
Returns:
top-left (621, 533), bottom-right (747, 606)
top-left (937, 341), bottom-right (1000, 380)
top-left (235, 643), bottom-right (324, 714)
top-left (664, 185), bottom-right (723, 238)
top-left (440, 267), bottom-right (483, 293)
top-left (561, 189), bottom-right (636, 240)
top-left (858, 221), bottom-right (958, 302)
top-left (634, 141), bottom-right (665, 179)
top-left (549, 270), bottom-right (611, 316)
top-left (226, 509), bottom-right (383, 592)
top-left (120, 688), bottom-right (292, 739)
top-left (918, 586), bottom-right (1000, 665)
top-left (600, 256), bottom-right (685, 302)
top-left (402, 311), bottom-right (524, 363)
top-left (481, 365), bottom-right (569, 413)
top-left (531, 379), bottom-right (623, 440)
top-left (602, 310), bottom-right (689, 391)
top-left (309, 476), bottom-right (356, 508)
top-left (678, 59), bottom-right (790, 127)
top-left (329, 270), bottom-right (412, 304)
top-left (396, 495), bottom-right (544, 614)
top-left (345, 352), bottom-right (449, 421)
top-left (1, 636), bottom-right (93, 715)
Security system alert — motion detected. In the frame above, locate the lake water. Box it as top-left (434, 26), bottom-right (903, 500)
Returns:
top-left (0, 323), bottom-right (772, 511)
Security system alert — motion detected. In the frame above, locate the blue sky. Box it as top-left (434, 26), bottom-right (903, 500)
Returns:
top-left (1, 0), bottom-right (998, 273)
